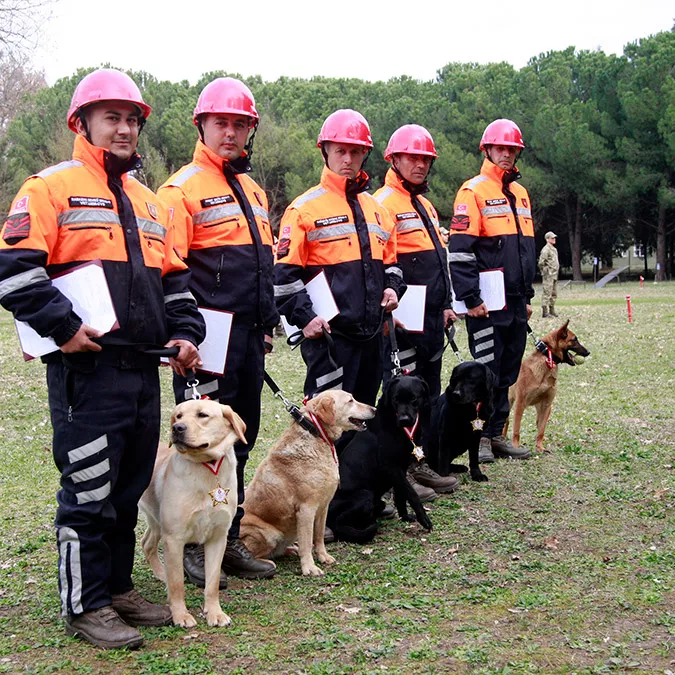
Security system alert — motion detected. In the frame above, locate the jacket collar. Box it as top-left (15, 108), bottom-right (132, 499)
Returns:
top-left (384, 167), bottom-right (429, 197)
top-left (193, 140), bottom-right (229, 174)
top-left (72, 135), bottom-right (141, 182)
top-left (480, 157), bottom-right (520, 186)
top-left (320, 165), bottom-right (371, 197)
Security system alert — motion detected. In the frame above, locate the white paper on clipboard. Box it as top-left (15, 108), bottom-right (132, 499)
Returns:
top-left (161, 307), bottom-right (233, 376)
top-left (452, 269), bottom-right (506, 314)
top-left (392, 285), bottom-right (426, 333)
top-left (280, 270), bottom-right (339, 337)
top-left (15, 261), bottom-right (118, 361)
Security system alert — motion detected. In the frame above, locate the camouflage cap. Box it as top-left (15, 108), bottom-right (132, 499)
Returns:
top-left (545, 231), bottom-right (557, 239)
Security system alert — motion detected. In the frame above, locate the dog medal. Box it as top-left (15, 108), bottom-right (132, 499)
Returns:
top-left (471, 417), bottom-right (485, 432)
top-left (412, 445), bottom-right (425, 462)
top-left (209, 485), bottom-right (230, 507)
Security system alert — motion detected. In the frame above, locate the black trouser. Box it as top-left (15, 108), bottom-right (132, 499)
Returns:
top-left (173, 326), bottom-right (265, 539)
top-left (382, 311), bottom-right (445, 400)
top-left (466, 296), bottom-right (528, 437)
top-left (300, 331), bottom-right (383, 407)
top-left (47, 361), bottom-right (160, 617)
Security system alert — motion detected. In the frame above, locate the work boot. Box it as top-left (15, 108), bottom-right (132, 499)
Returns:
top-left (406, 473), bottom-right (437, 503)
top-left (65, 606), bottom-right (143, 650)
top-left (478, 437), bottom-right (495, 463)
top-left (549, 304), bottom-right (559, 317)
top-left (491, 435), bottom-right (531, 460)
top-left (379, 503), bottom-right (396, 519)
top-left (542, 306), bottom-right (549, 318)
top-left (324, 526), bottom-right (335, 544)
top-left (408, 461), bottom-right (459, 494)
top-left (111, 589), bottom-right (172, 627)
top-left (183, 543), bottom-right (228, 590)
top-left (221, 538), bottom-right (277, 579)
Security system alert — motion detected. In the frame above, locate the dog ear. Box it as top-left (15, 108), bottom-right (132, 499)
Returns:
top-left (221, 405), bottom-right (248, 444)
top-left (558, 320), bottom-right (569, 339)
top-left (310, 395), bottom-right (337, 427)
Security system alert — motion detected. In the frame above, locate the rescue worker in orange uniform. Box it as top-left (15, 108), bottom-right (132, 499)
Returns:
top-left (158, 78), bottom-right (277, 584)
top-left (374, 125), bottom-right (457, 398)
top-left (0, 69), bottom-right (205, 649)
top-left (274, 109), bottom-right (405, 408)
top-left (374, 124), bottom-right (459, 497)
top-left (448, 119), bottom-right (535, 463)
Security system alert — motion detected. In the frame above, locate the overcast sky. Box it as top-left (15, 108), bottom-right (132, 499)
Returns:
top-left (34, 0), bottom-right (673, 85)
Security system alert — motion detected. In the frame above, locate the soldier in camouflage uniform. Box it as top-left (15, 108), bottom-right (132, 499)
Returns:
top-left (538, 231), bottom-right (559, 317)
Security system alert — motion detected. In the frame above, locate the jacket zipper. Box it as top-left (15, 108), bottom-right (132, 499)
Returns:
top-left (211, 253), bottom-right (224, 297)
top-left (203, 217), bottom-right (239, 229)
top-left (67, 225), bottom-right (113, 240)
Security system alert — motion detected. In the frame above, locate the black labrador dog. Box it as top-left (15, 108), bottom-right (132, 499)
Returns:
top-left (424, 361), bottom-right (495, 482)
top-left (326, 375), bottom-right (433, 543)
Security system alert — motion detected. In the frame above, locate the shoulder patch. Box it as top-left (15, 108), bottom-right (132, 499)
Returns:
top-left (3, 212), bottom-right (31, 245)
top-left (11, 196), bottom-right (30, 214)
top-left (454, 204), bottom-right (468, 215)
top-left (276, 238), bottom-right (290, 259)
top-left (450, 214), bottom-right (470, 231)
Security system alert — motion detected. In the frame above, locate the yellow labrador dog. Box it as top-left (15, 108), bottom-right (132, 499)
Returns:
top-left (240, 390), bottom-right (375, 576)
top-left (139, 399), bottom-right (247, 628)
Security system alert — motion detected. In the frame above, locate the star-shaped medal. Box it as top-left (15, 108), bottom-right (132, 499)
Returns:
top-left (412, 446), bottom-right (425, 462)
top-left (209, 485), bottom-right (230, 507)
top-left (471, 417), bottom-right (484, 432)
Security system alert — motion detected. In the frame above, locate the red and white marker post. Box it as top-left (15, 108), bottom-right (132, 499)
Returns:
top-left (626, 295), bottom-right (633, 323)
top-left (639, 276), bottom-right (644, 289)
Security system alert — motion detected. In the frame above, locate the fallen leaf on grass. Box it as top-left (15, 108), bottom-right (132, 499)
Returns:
top-left (182, 633), bottom-right (200, 640)
top-left (361, 548), bottom-right (373, 555)
top-left (337, 604), bottom-right (361, 614)
top-left (507, 608), bottom-right (528, 613)
top-left (653, 488), bottom-right (670, 500)
top-left (448, 547), bottom-right (459, 555)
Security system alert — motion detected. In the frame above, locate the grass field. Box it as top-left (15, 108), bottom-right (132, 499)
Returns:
top-left (0, 282), bottom-right (673, 675)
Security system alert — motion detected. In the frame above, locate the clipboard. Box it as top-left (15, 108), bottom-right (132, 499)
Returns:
top-left (15, 260), bottom-right (118, 361)
top-left (280, 270), bottom-right (339, 337)
top-left (392, 285), bottom-right (426, 333)
top-left (452, 269), bottom-right (507, 314)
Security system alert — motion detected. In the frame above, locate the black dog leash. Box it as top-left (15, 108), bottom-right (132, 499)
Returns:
top-left (429, 323), bottom-right (464, 364)
top-left (263, 370), bottom-right (321, 437)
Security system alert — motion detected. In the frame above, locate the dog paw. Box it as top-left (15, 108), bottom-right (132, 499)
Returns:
top-left (419, 514), bottom-right (433, 531)
top-left (205, 610), bottom-right (232, 627)
top-left (302, 564), bottom-right (324, 576)
top-left (471, 473), bottom-right (489, 482)
top-left (401, 512), bottom-right (416, 522)
top-left (172, 610), bottom-right (197, 628)
top-left (317, 552), bottom-right (336, 566)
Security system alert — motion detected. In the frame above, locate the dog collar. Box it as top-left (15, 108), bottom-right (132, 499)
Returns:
top-left (535, 339), bottom-right (560, 369)
top-left (402, 413), bottom-right (425, 462)
top-left (307, 410), bottom-right (338, 465)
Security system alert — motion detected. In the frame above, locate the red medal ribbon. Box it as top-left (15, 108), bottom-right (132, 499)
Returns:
top-left (307, 410), bottom-right (338, 465)
top-left (202, 456), bottom-right (225, 475)
top-left (402, 413), bottom-right (420, 445)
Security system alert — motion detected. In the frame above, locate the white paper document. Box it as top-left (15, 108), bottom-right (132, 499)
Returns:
top-left (15, 261), bottom-right (118, 361)
top-left (392, 284), bottom-right (426, 333)
top-left (195, 308), bottom-right (233, 376)
top-left (280, 270), bottom-right (339, 337)
top-left (452, 269), bottom-right (507, 314)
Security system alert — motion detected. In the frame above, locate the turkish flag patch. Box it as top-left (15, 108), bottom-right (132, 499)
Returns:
top-left (454, 203), bottom-right (468, 214)
top-left (3, 212), bottom-right (31, 245)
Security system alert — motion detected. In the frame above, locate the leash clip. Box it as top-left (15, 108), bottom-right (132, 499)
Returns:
top-left (186, 369), bottom-right (201, 401)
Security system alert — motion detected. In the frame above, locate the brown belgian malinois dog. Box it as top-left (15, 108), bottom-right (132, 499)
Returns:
top-left (504, 320), bottom-right (590, 453)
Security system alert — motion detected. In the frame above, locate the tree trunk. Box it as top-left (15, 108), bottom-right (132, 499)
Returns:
top-left (655, 202), bottom-right (666, 282)
top-left (566, 196), bottom-right (583, 281)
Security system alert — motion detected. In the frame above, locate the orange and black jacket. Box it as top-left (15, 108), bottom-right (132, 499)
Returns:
top-left (158, 141), bottom-right (278, 331)
top-left (274, 166), bottom-right (405, 337)
top-left (374, 168), bottom-right (452, 314)
top-left (0, 135), bottom-right (205, 351)
top-left (448, 159), bottom-right (536, 309)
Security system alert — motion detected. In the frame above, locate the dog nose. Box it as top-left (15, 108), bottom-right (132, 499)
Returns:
top-left (398, 414), bottom-right (414, 427)
top-left (172, 422), bottom-right (187, 435)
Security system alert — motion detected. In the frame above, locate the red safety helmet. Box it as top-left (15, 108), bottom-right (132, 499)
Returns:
top-left (317, 109), bottom-right (373, 149)
top-left (193, 77), bottom-right (259, 125)
top-left (479, 119), bottom-right (525, 150)
top-left (67, 69), bottom-right (152, 132)
top-left (384, 124), bottom-right (438, 161)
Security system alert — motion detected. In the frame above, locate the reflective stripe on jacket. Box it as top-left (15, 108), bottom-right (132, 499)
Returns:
top-left (274, 166), bottom-right (404, 337)
top-left (374, 168), bottom-right (451, 313)
top-left (158, 141), bottom-right (277, 330)
top-left (448, 158), bottom-right (536, 309)
top-left (0, 135), bottom-right (204, 349)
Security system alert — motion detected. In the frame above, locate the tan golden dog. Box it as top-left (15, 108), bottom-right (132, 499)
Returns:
top-left (505, 321), bottom-right (590, 453)
top-left (240, 390), bottom-right (375, 576)
top-left (139, 400), bottom-right (247, 628)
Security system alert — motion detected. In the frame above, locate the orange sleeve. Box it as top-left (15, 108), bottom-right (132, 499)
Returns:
top-left (449, 188), bottom-right (482, 237)
top-left (157, 185), bottom-right (193, 259)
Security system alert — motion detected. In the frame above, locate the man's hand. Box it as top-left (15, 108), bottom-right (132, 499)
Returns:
top-left (443, 308), bottom-right (458, 326)
top-left (380, 288), bottom-right (398, 312)
top-left (467, 302), bottom-right (489, 318)
top-left (526, 304), bottom-right (533, 320)
top-left (166, 339), bottom-right (202, 377)
top-left (264, 334), bottom-right (273, 354)
top-left (303, 316), bottom-right (331, 339)
top-left (60, 324), bottom-right (103, 353)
